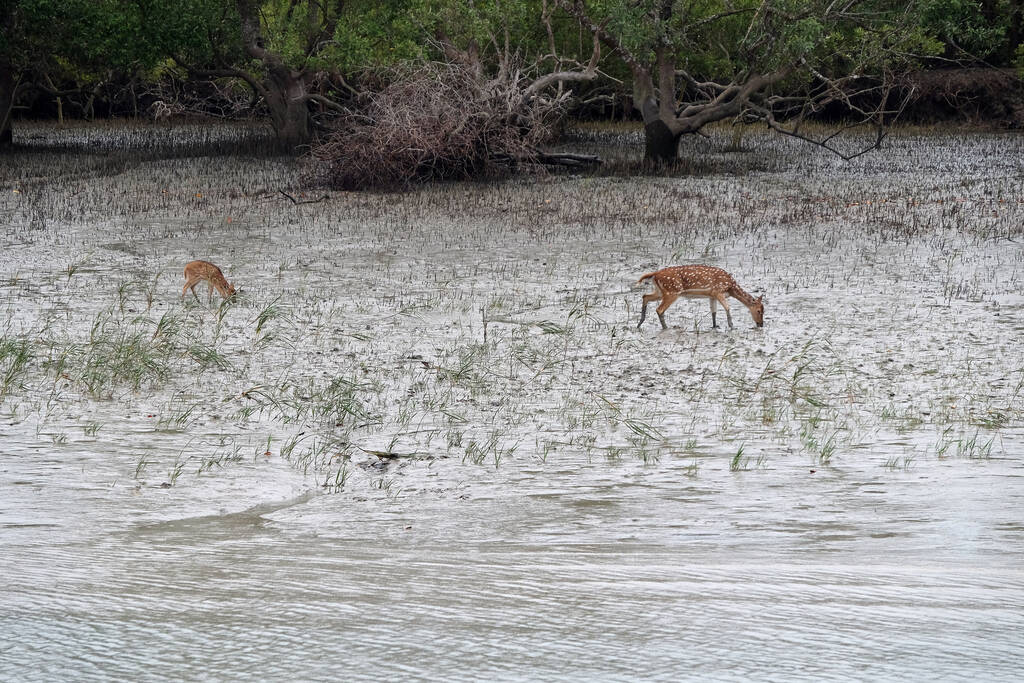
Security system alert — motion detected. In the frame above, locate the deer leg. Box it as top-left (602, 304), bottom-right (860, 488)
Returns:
top-left (638, 293), bottom-right (661, 329)
top-left (715, 293), bottom-right (733, 329)
top-left (656, 293), bottom-right (679, 331)
top-left (206, 282), bottom-right (215, 303)
top-left (710, 298), bottom-right (718, 329)
top-left (182, 277), bottom-right (201, 303)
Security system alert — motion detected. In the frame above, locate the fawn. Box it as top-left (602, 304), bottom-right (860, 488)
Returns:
top-left (637, 265), bottom-right (764, 330)
top-left (182, 260), bottom-right (236, 303)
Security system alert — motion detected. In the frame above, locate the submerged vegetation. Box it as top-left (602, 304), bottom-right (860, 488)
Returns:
top-left (1, 122), bottom-right (1022, 497)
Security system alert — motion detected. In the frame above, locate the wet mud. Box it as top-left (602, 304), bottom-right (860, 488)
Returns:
top-left (1, 122), bottom-right (1023, 680)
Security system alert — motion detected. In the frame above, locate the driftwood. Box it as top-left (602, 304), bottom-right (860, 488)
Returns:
top-left (490, 151), bottom-right (603, 167)
top-left (279, 190), bottom-right (328, 204)
top-left (534, 151), bottom-right (602, 167)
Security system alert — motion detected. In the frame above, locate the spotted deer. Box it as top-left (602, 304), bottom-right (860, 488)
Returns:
top-left (182, 260), bottom-right (236, 303)
top-left (636, 265), bottom-right (764, 330)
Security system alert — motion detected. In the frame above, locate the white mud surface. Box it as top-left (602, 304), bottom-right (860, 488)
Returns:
top-left (1, 123), bottom-right (1023, 680)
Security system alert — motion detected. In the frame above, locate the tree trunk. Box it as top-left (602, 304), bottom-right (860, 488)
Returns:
top-left (236, 0), bottom-right (313, 152)
top-left (265, 70), bottom-right (312, 150)
top-left (643, 118), bottom-right (680, 162)
top-left (0, 1), bottom-right (14, 148)
top-left (635, 91), bottom-right (679, 163)
top-left (0, 62), bottom-right (13, 148)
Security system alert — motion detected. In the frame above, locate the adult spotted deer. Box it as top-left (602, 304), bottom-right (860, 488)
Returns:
top-left (636, 265), bottom-right (764, 330)
top-left (182, 260), bottom-right (236, 303)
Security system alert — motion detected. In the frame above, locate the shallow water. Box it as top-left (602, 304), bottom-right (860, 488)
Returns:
top-left (1, 123), bottom-right (1023, 680)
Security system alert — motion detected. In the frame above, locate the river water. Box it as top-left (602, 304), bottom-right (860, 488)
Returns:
top-left (3, 452), bottom-right (1023, 680)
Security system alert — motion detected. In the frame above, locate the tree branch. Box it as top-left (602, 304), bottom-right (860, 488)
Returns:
top-left (524, 35), bottom-right (601, 96)
top-left (300, 92), bottom-right (347, 112)
top-left (671, 68), bottom-right (793, 134)
top-left (178, 61), bottom-right (269, 103)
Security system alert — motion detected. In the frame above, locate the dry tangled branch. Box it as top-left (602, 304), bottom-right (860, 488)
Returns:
top-left (303, 61), bottom-right (575, 190)
top-left (146, 74), bottom-right (259, 121)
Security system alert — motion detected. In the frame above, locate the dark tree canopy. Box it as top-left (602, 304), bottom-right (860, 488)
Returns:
top-left (2, 0), bottom-right (1021, 156)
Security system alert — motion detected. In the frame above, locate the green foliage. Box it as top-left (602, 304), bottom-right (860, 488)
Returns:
top-left (1, 0), bottom-right (235, 81)
top-left (137, 0), bottom-right (241, 67)
top-left (918, 0), bottom-right (1009, 59)
top-left (325, 0), bottom-right (558, 73)
top-left (328, 1), bottom-right (429, 71)
top-left (2, 0), bottom-right (1021, 138)
top-left (569, 1), bottom-right (894, 83)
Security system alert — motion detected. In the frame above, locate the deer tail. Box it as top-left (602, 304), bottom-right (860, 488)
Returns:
top-left (637, 271), bottom-right (659, 286)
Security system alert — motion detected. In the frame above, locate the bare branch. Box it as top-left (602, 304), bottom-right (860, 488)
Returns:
top-left (180, 62), bottom-right (269, 103)
top-left (299, 92), bottom-right (346, 112)
top-left (743, 68), bottom-right (915, 161)
top-left (524, 35), bottom-right (601, 96)
top-left (761, 111), bottom-right (888, 161)
top-left (280, 189), bottom-right (328, 204)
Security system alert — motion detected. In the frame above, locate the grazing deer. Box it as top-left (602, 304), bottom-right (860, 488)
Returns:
top-left (636, 265), bottom-right (764, 330)
top-left (182, 260), bottom-right (236, 303)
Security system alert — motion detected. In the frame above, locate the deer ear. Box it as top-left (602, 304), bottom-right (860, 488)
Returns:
top-left (758, 295), bottom-right (763, 303)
